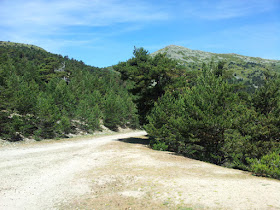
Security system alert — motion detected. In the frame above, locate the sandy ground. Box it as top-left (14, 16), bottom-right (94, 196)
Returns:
top-left (0, 131), bottom-right (279, 210)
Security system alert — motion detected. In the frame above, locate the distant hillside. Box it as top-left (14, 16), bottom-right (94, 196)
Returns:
top-left (0, 41), bottom-right (108, 82)
top-left (152, 45), bottom-right (279, 65)
top-left (0, 41), bottom-right (46, 52)
top-left (152, 45), bottom-right (280, 86)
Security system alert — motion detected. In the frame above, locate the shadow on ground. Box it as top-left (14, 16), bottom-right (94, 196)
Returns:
top-left (117, 136), bottom-right (150, 145)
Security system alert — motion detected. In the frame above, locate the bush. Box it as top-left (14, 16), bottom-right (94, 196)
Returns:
top-left (56, 114), bottom-right (72, 135)
top-left (249, 151), bottom-right (280, 179)
top-left (150, 138), bottom-right (168, 151)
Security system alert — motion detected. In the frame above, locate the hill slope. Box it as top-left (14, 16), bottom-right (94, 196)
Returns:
top-left (0, 41), bottom-right (46, 52)
top-left (152, 45), bottom-right (279, 65)
top-left (152, 45), bottom-right (280, 85)
top-left (0, 41), bottom-right (138, 141)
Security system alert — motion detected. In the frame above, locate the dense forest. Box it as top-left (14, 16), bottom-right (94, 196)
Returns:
top-left (114, 47), bottom-right (280, 180)
top-left (1, 42), bottom-right (279, 179)
top-left (0, 42), bottom-right (139, 141)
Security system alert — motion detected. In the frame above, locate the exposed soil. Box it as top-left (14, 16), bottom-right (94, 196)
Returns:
top-left (0, 131), bottom-right (279, 209)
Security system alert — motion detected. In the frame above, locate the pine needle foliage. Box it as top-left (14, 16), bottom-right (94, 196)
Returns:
top-left (0, 42), bottom-right (139, 141)
top-left (146, 65), bottom-right (280, 178)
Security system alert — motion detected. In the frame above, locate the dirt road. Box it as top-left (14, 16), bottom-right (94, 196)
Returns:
top-left (0, 131), bottom-right (279, 210)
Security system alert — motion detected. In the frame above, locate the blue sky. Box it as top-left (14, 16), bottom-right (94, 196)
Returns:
top-left (0, 0), bottom-right (279, 67)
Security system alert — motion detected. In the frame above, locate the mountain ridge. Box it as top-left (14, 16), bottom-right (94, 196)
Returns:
top-left (0, 41), bottom-right (46, 52)
top-left (151, 45), bottom-right (279, 64)
top-left (151, 45), bottom-right (280, 86)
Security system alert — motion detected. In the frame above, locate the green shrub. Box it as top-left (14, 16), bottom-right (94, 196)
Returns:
top-left (249, 151), bottom-right (280, 179)
top-left (56, 114), bottom-right (72, 135)
top-left (150, 139), bottom-right (168, 151)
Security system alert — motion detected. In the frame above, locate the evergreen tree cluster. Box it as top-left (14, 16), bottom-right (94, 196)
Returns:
top-left (115, 47), bottom-right (280, 179)
top-left (0, 43), bottom-right (138, 141)
top-left (145, 67), bottom-right (280, 179)
top-left (114, 47), bottom-right (187, 124)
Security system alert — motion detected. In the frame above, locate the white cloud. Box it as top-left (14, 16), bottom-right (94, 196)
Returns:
top-left (0, 0), bottom-right (168, 49)
top-left (0, 0), bottom-right (168, 29)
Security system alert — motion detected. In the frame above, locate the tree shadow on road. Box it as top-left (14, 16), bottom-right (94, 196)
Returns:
top-left (117, 135), bottom-right (150, 146)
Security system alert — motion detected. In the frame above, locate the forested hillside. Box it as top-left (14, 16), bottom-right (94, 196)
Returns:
top-left (115, 47), bottom-right (280, 180)
top-left (152, 45), bottom-right (280, 92)
top-left (0, 41), bottom-right (139, 141)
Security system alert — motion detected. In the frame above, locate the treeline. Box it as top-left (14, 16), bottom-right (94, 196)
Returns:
top-left (0, 43), bottom-right (138, 141)
top-left (115, 47), bottom-right (280, 179)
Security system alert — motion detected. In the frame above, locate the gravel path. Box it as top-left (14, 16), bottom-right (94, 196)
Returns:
top-left (0, 131), bottom-right (279, 209)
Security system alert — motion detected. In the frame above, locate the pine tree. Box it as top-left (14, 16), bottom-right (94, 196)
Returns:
top-left (146, 68), bottom-right (238, 164)
top-left (35, 93), bottom-right (60, 139)
top-left (115, 47), bottom-right (182, 124)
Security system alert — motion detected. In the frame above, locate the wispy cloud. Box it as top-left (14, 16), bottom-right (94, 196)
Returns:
top-left (0, 0), bottom-right (168, 51)
top-left (0, 0), bottom-right (168, 27)
top-left (1, 0), bottom-right (279, 66)
top-left (185, 0), bottom-right (279, 20)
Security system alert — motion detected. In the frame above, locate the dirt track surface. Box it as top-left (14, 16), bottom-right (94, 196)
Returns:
top-left (0, 131), bottom-right (280, 210)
